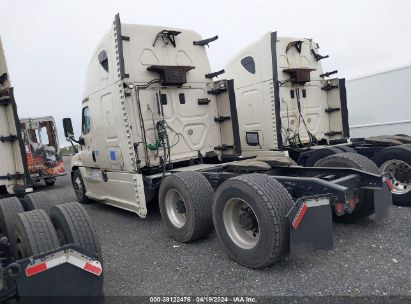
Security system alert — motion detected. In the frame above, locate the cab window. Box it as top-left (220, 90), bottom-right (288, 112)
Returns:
top-left (82, 107), bottom-right (91, 134)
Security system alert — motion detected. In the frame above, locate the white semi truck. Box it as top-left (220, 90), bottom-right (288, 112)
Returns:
top-left (0, 38), bottom-right (103, 300)
top-left (64, 15), bottom-right (392, 269)
top-left (220, 33), bottom-right (411, 205)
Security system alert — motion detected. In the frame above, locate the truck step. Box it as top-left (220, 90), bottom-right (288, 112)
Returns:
top-left (325, 107), bottom-right (340, 113)
top-left (0, 135), bottom-right (18, 142)
top-left (0, 88), bottom-right (12, 106)
top-left (321, 83), bottom-right (338, 91)
top-left (214, 116), bottom-right (231, 123)
top-left (207, 87), bottom-right (227, 95)
top-left (198, 98), bottom-right (211, 105)
top-left (0, 72), bottom-right (7, 85)
top-left (325, 131), bottom-right (342, 137)
top-left (214, 144), bottom-right (234, 151)
top-left (205, 69), bottom-right (225, 79)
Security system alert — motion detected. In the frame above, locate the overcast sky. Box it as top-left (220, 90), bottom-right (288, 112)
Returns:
top-left (1, 0), bottom-right (410, 146)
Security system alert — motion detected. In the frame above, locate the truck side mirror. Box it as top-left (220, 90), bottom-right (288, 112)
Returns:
top-left (63, 118), bottom-right (74, 138)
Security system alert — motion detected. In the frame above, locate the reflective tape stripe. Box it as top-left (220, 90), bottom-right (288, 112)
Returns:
top-left (26, 262), bottom-right (47, 277)
top-left (45, 254), bottom-right (67, 269)
top-left (384, 178), bottom-right (393, 192)
top-left (67, 254), bottom-right (86, 269)
top-left (84, 262), bottom-right (103, 276)
top-left (292, 198), bottom-right (330, 230)
top-left (292, 203), bottom-right (308, 230)
top-left (25, 249), bottom-right (102, 277)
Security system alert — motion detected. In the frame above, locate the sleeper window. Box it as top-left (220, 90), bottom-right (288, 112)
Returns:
top-left (240, 56), bottom-right (256, 74)
top-left (98, 50), bottom-right (109, 72)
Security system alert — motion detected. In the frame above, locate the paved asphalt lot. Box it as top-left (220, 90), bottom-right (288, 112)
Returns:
top-left (37, 157), bottom-right (410, 297)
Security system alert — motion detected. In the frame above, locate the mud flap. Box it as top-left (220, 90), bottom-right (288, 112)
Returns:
top-left (287, 196), bottom-right (333, 259)
top-left (10, 245), bottom-right (103, 303)
top-left (373, 182), bottom-right (393, 223)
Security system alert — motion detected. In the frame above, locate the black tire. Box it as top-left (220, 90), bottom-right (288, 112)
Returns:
top-left (12, 209), bottom-right (59, 259)
top-left (21, 192), bottom-right (54, 213)
top-left (50, 202), bottom-right (102, 259)
top-left (337, 146), bottom-right (357, 153)
top-left (315, 152), bottom-right (380, 223)
top-left (373, 145), bottom-right (411, 206)
top-left (304, 147), bottom-right (342, 167)
top-left (159, 172), bottom-right (214, 243)
top-left (213, 174), bottom-right (293, 269)
top-left (44, 178), bottom-right (56, 186)
top-left (72, 169), bottom-right (90, 204)
top-left (0, 197), bottom-right (24, 238)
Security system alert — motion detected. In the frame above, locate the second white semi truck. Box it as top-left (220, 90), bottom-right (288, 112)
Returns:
top-left (220, 33), bottom-right (411, 205)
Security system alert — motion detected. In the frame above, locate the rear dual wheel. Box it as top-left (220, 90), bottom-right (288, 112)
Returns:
top-left (10, 203), bottom-right (101, 261)
top-left (159, 172), bottom-right (214, 243)
top-left (0, 197), bottom-right (25, 258)
top-left (373, 145), bottom-right (411, 206)
top-left (213, 174), bottom-right (293, 269)
top-left (159, 172), bottom-right (295, 268)
top-left (13, 209), bottom-right (60, 259)
top-left (315, 152), bottom-right (381, 223)
top-left (304, 146), bottom-right (353, 167)
top-left (21, 192), bottom-right (54, 213)
top-left (50, 202), bottom-right (102, 259)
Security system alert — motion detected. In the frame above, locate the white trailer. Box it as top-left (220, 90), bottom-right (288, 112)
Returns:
top-left (347, 66), bottom-right (411, 138)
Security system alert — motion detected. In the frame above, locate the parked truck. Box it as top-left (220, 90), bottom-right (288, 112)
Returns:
top-left (63, 15), bottom-right (392, 269)
top-left (0, 37), bottom-right (103, 301)
top-left (20, 116), bottom-right (66, 187)
top-left (220, 33), bottom-right (411, 205)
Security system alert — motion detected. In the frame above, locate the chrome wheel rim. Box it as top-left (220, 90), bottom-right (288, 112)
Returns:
top-left (380, 159), bottom-right (411, 195)
top-left (165, 189), bottom-right (186, 228)
top-left (223, 198), bottom-right (259, 249)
